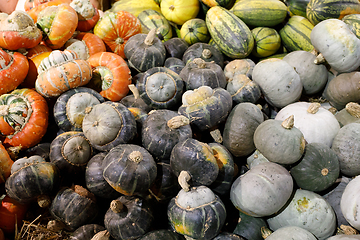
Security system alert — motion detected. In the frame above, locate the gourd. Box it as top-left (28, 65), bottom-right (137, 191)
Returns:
top-left (230, 162), bottom-right (293, 217)
top-left (226, 74), bottom-right (262, 105)
top-left (343, 13), bottom-right (360, 38)
top-left (0, 143), bottom-right (13, 184)
top-left (253, 115), bottom-right (306, 165)
top-left (222, 102), bottom-right (264, 157)
top-left (64, 32), bottom-right (106, 60)
top-left (267, 189), bottom-right (337, 240)
top-left (182, 42), bottom-right (224, 68)
top-left (224, 59), bottom-right (255, 80)
top-left (102, 144), bottom-right (157, 196)
top-left (167, 185), bottom-right (226, 239)
top-left (137, 229), bottom-right (185, 240)
top-left (138, 9), bottom-right (173, 42)
top-left (26, 0), bottom-right (72, 22)
top-left (251, 27), bottom-right (281, 58)
top-left (180, 18), bottom-right (210, 45)
top-left (246, 149), bottom-right (269, 169)
top-left (285, 0), bottom-right (309, 18)
top-left (141, 110), bottom-right (192, 161)
top-left (233, 211), bottom-right (268, 240)
top-left (164, 57), bottom-right (185, 75)
top-left (264, 226), bottom-right (317, 240)
top-left (252, 58), bottom-right (302, 108)
top-left (109, 0), bottom-right (161, 17)
top-left (70, 0), bottom-right (100, 32)
top-left (160, 0), bottom-right (200, 25)
top-left (274, 102), bottom-right (341, 147)
top-left (335, 102), bottom-right (360, 126)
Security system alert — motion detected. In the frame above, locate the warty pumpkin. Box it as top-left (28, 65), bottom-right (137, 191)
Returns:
top-left (70, 0), bottom-right (100, 32)
top-left (64, 32), bottom-right (106, 60)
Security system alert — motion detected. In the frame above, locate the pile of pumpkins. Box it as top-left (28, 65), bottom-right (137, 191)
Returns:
top-left (2, 0), bottom-right (360, 239)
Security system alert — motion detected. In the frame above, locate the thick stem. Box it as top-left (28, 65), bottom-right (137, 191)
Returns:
top-left (178, 170), bottom-right (191, 192)
top-left (167, 115), bottom-right (190, 129)
top-left (261, 226), bottom-right (273, 239)
top-left (321, 168), bottom-right (329, 176)
top-left (128, 151), bottom-right (143, 163)
top-left (202, 49), bottom-right (212, 59)
top-left (339, 224), bottom-right (358, 235)
top-left (91, 230), bottom-right (111, 240)
top-left (307, 102), bottom-right (321, 114)
top-left (73, 185), bottom-right (96, 202)
top-left (37, 195), bottom-right (51, 208)
top-left (281, 115), bottom-right (294, 129)
top-left (110, 199), bottom-right (124, 213)
top-left (144, 28), bottom-right (157, 46)
top-left (314, 52), bottom-right (326, 65)
top-left (193, 58), bottom-right (206, 68)
top-left (128, 84), bottom-right (140, 99)
top-left (47, 220), bottom-right (66, 232)
top-left (210, 128), bottom-right (223, 143)
top-left (345, 102), bottom-right (360, 118)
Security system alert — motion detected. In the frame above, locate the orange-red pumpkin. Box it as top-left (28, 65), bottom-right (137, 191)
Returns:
top-left (26, 0), bottom-right (72, 22)
top-left (0, 143), bottom-right (13, 184)
top-left (70, 0), bottom-right (100, 32)
top-left (0, 195), bottom-right (29, 234)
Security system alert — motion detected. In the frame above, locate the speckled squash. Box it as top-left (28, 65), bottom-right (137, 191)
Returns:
top-left (180, 18), bottom-right (210, 45)
top-left (182, 42), bottom-right (224, 68)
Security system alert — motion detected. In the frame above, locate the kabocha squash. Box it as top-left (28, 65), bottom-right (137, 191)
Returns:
top-left (224, 58), bottom-right (255, 80)
top-left (267, 189), bottom-right (337, 240)
top-left (206, 6), bottom-right (254, 59)
top-left (167, 185), bottom-right (226, 239)
top-left (290, 142), bottom-right (340, 192)
top-left (70, 0), bottom-right (100, 32)
top-left (49, 185), bottom-right (98, 231)
top-left (265, 226), bottom-right (317, 240)
top-left (35, 50), bottom-right (92, 98)
top-left (246, 149), bottom-right (270, 169)
top-left (53, 87), bottom-right (105, 132)
top-left (335, 102), bottom-right (360, 126)
top-left (231, 0), bottom-right (288, 27)
top-left (137, 9), bottom-right (173, 41)
top-left (223, 102), bottom-right (264, 157)
top-left (179, 58), bottom-right (226, 90)
top-left (180, 18), bottom-right (210, 45)
top-left (182, 42), bottom-right (224, 68)
top-left (230, 162), bottom-right (293, 217)
top-left (164, 37), bottom-right (189, 58)
top-left (137, 229), bottom-right (185, 240)
top-left (136, 66), bottom-right (184, 109)
top-left (124, 28), bottom-right (167, 72)
top-left (141, 110), bottom-right (192, 161)
top-left (251, 27), bottom-right (281, 58)
top-left (164, 57), bottom-right (185, 75)
top-left (0, 10), bottom-right (42, 50)
top-left (87, 51), bottom-right (132, 102)
top-left (160, 0), bottom-right (200, 25)
top-left (82, 101), bottom-right (137, 151)
top-left (340, 175), bottom-right (360, 230)
top-left (70, 224), bottom-right (106, 240)
top-left (104, 195), bottom-right (154, 240)
top-left (102, 144), bottom-right (157, 196)
top-left (0, 48), bottom-right (29, 95)
top-left (0, 142), bottom-right (13, 184)
top-left (311, 18), bottom-right (360, 73)
top-left (93, 10), bottom-right (142, 59)
top-left (306, 0), bottom-right (360, 26)
top-left (0, 88), bottom-right (48, 150)
top-left (0, 194), bottom-right (29, 234)
top-left (233, 211), bottom-right (268, 240)
top-left (226, 74), bottom-right (262, 104)
top-left (65, 32), bottom-right (106, 60)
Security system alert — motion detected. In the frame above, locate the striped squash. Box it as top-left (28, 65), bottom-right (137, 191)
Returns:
top-left (206, 6), bottom-right (254, 58)
top-left (251, 27), bottom-right (281, 58)
top-left (306, 0), bottom-right (360, 26)
top-left (343, 14), bottom-right (360, 38)
top-left (286, 0), bottom-right (310, 17)
top-left (137, 9), bottom-right (173, 41)
top-left (200, 0), bottom-right (235, 9)
top-left (279, 15), bottom-right (314, 52)
top-left (109, 0), bottom-right (161, 17)
top-left (231, 0), bottom-right (288, 27)
top-left (180, 18), bottom-right (210, 45)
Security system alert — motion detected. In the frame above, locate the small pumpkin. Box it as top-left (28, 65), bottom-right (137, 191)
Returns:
top-left (137, 229), bottom-right (185, 240)
top-left (70, 224), bottom-right (106, 240)
top-left (70, 0), bottom-right (100, 32)
top-left (163, 37), bottom-right (189, 58)
top-left (26, 0), bottom-right (72, 23)
top-left (264, 226), bottom-right (317, 240)
top-left (233, 211), bottom-right (268, 240)
top-left (335, 102), bottom-right (360, 126)
top-left (64, 32), bottom-right (106, 60)
top-left (180, 18), bottom-right (210, 45)
top-left (226, 74), bottom-right (262, 105)
top-left (340, 175), bottom-right (360, 231)
top-left (251, 27), bottom-right (281, 58)
top-left (164, 57), bottom-right (186, 75)
top-left (223, 58), bottom-right (255, 80)
top-left (182, 42), bottom-right (224, 68)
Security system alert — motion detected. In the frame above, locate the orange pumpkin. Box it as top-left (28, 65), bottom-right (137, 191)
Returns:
top-left (0, 88), bottom-right (49, 150)
top-left (0, 49), bottom-right (29, 95)
top-left (70, 0), bottom-right (100, 32)
top-left (35, 50), bottom-right (92, 97)
top-left (24, 0), bottom-right (50, 11)
top-left (0, 195), bottom-right (29, 234)
top-left (87, 51), bottom-right (132, 101)
top-left (93, 10), bottom-right (142, 59)
top-left (65, 32), bottom-right (106, 60)
top-left (0, 228), bottom-right (4, 240)
top-left (26, 0), bottom-right (73, 22)
top-left (0, 143), bottom-right (13, 184)
top-left (36, 3), bottom-right (78, 49)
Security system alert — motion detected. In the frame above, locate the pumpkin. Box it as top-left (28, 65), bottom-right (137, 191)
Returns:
top-left (290, 142), bottom-right (340, 192)
top-left (264, 226), bottom-right (317, 240)
top-left (26, 0), bottom-right (73, 23)
top-left (81, 101), bottom-right (137, 151)
top-left (53, 87), bottom-right (105, 132)
top-left (233, 211), bottom-right (268, 240)
top-left (327, 235), bottom-right (360, 240)
top-left (267, 189), bottom-right (337, 240)
top-left (70, 0), bottom-right (100, 32)
top-left (164, 57), bottom-right (186, 75)
top-left (274, 102), bottom-right (341, 148)
top-left (182, 42), bottom-right (224, 68)
top-left (137, 229), bottom-right (185, 240)
top-left (252, 58), bottom-right (302, 108)
top-left (0, 194), bottom-right (29, 234)
top-left (180, 18), bottom-right (210, 45)
top-left (246, 149), bottom-right (269, 169)
top-left (311, 18), bottom-right (360, 74)
top-left (0, 10), bottom-right (42, 50)
top-left (222, 102), bottom-right (264, 157)
top-left (87, 51), bottom-right (132, 102)
top-left (35, 50), bottom-right (92, 98)
top-left (230, 162), bottom-right (294, 217)
top-left (137, 9), bottom-right (173, 42)
top-left (93, 10), bottom-right (142, 59)
top-left (167, 185), bottom-right (226, 239)
top-left (104, 195), bottom-right (154, 240)
top-left (36, 3), bottom-right (78, 49)
top-left (0, 143), bottom-right (13, 184)
top-left (120, 84), bottom-right (152, 113)
top-left (70, 224), bottom-right (106, 240)
top-left (160, 0), bottom-right (200, 25)
top-left (136, 66), bottom-right (184, 109)
top-left (340, 176), bottom-right (360, 230)
top-left (102, 144), bottom-right (157, 196)
top-left (109, 0), bottom-right (161, 17)
top-left (64, 32), bottom-right (106, 60)
top-left (163, 37), bottom-right (189, 58)
top-left (0, 88), bottom-right (49, 150)
top-left (224, 58), bottom-right (255, 80)
top-left (335, 102), bottom-right (360, 127)
top-left (226, 74), bottom-right (262, 105)
top-left (49, 185), bottom-right (98, 231)
top-left (0, 49), bottom-right (29, 95)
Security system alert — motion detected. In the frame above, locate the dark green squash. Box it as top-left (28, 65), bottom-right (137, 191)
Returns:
top-left (138, 229), bottom-right (185, 240)
top-left (141, 109), bottom-right (192, 161)
top-left (120, 84), bottom-right (152, 113)
top-left (233, 211), bottom-right (268, 240)
top-left (104, 195), bottom-right (154, 240)
top-left (226, 74), bottom-right (262, 104)
top-left (182, 42), bottom-right (224, 68)
top-left (213, 232), bottom-right (246, 240)
top-left (136, 66), bottom-right (184, 110)
top-left (70, 224), bottom-right (106, 240)
top-left (164, 57), bottom-right (186, 75)
top-left (290, 142), bottom-right (340, 192)
top-left (102, 144), bottom-right (157, 196)
top-left (163, 37), bottom-right (189, 58)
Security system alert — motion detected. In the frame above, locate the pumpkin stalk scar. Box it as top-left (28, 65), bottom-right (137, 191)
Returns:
top-left (110, 199), bottom-right (124, 213)
top-left (128, 150), bottom-right (143, 163)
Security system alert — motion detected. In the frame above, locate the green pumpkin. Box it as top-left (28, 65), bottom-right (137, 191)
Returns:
top-left (226, 74), bottom-right (262, 104)
top-left (233, 211), bottom-right (268, 240)
top-left (164, 57), bottom-right (186, 75)
top-left (163, 37), bottom-right (189, 58)
top-left (182, 42), bottom-right (224, 68)
top-left (335, 102), bottom-right (360, 127)
top-left (251, 27), bottom-right (281, 58)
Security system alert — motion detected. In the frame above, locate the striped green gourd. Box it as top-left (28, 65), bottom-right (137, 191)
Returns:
top-left (206, 6), bottom-right (254, 58)
top-left (306, 0), bottom-right (360, 25)
top-left (231, 0), bottom-right (288, 27)
top-left (137, 9), bottom-right (173, 41)
top-left (251, 27), bottom-right (281, 58)
top-left (343, 14), bottom-right (360, 38)
top-left (279, 15), bottom-right (314, 52)
top-left (286, 0), bottom-right (310, 18)
top-left (180, 18), bottom-right (210, 45)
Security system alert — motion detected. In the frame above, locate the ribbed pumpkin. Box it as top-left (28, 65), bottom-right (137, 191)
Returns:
top-left (182, 42), bottom-right (224, 68)
top-left (137, 229), bottom-right (185, 240)
top-left (224, 58), bottom-right (255, 80)
top-left (226, 74), bottom-right (262, 104)
top-left (70, 224), bottom-right (106, 240)
top-left (164, 37), bottom-right (189, 58)
top-left (164, 57), bottom-right (186, 75)
top-left (233, 211), bottom-right (268, 240)
top-left (251, 27), bottom-right (281, 58)
top-left (70, 0), bottom-right (100, 32)
top-left (64, 32), bottom-right (106, 60)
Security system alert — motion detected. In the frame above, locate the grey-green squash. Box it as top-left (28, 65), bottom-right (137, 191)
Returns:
top-left (264, 226), bottom-right (317, 240)
top-left (182, 42), bottom-right (224, 68)
top-left (335, 102), bottom-right (360, 127)
top-left (226, 74), bottom-right (262, 105)
top-left (233, 211), bottom-right (268, 240)
top-left (223, 58), bottom-right (255, 80)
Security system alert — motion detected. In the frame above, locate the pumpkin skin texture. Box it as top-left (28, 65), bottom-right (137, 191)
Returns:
top-left (167, 186), bottom-right (226, 240)
top-left (160, 0), bottom-right (200, 25)
top-left (251, 27), bottom-right (281, 58)
top-left (335, 102), bottom-right (360, 127)
top-left (252, 58), bottom-right (302, 108)
top-left (182, 42), bottom-right (224, 68)
top-left (290, 143), bottom-right (340, 192)
top-left (327, 235), bottom-right (360, 240)
top-left (230, 162), bottom-right (294, 217)
top-left (180, 18), bottom-right (210, 45)
top-left (223, 102), bottom-right (264, 157)
top-left (104, 195), bottom-right (154, 240)
top-left (267, 189), bottom-right (337, 240)
top-left (70, 224), bottom-right (106, 240)
top-left (82, 101), bottom-right (137, 151)
top-left (311, 18), bottom-right (360, 74)
top-left (64, 32), bottom-right (106, 60)
top-left (138, 9), bottom-right (173, 42)
top-left (343, 13), bottom-right (360, 38)
top-left (341, 175), bottom-right (360, 230)
top-left (265, 226), bottom-right (317, 240)
top-left (0, 194), bottom-right (29, 234)
top-left (141, 110), bottom-right (192, 161)
top-left (49, 185), bottom-right (98, 231)
top-left (164, 57), bottom-right (186, 75)
top-left (224, 58), bottom-right (255, 80)
top-left (331, 122), bottom-right (360, 177)
top-left (233, 211), bottom-right (268, 240)
top-left (102, 144), bottom-right (157, 196)
top-left (164, 37), bottom-right (189, 58)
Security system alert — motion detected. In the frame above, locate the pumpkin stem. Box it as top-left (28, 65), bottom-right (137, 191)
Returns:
top-left (193, 58), bottom-right (206, 68)
top-left (0, 105), bottom-right (9, 116)
top-left (110, 199), bottom-right (124, 213)
top-left (307, 102), bottom-right (321, 114)
top-left (144, 28), bottom-right (157, 46)
top-left (281, 115), bottom-right (294, 129)
top-left (128, 151), bottom-right (143, 163)
top-left (321, 168), bottom-right (329, 176)
top-left (73, 184), bottom-right (96, 202)
top-left (328, 107), bottom-right (337, 115)
top-left (37, 195), bottom-right (51, 208)
top-left (91, 230), bottom-right (111, 240)
top-left (167, 115), bottom-right (190, 129)
top-left (202, 49), bottom-right (212, 59)
top-left (85, 106), bottom-right (92, 114)
top-left (128, 84), bottom-right (140, 99)
top-left (261, 226), bottom-right (273, 239)
top-left (210, 128), bottom-right (223, 143)
top-left (345, 102), bottom-right (360, 118)
top-left (178, 170), bottom-right (191, 192)
top-left (339, 224), bottom-right (358, 235)
top-left (314, 52), bottom-right (326, 65)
